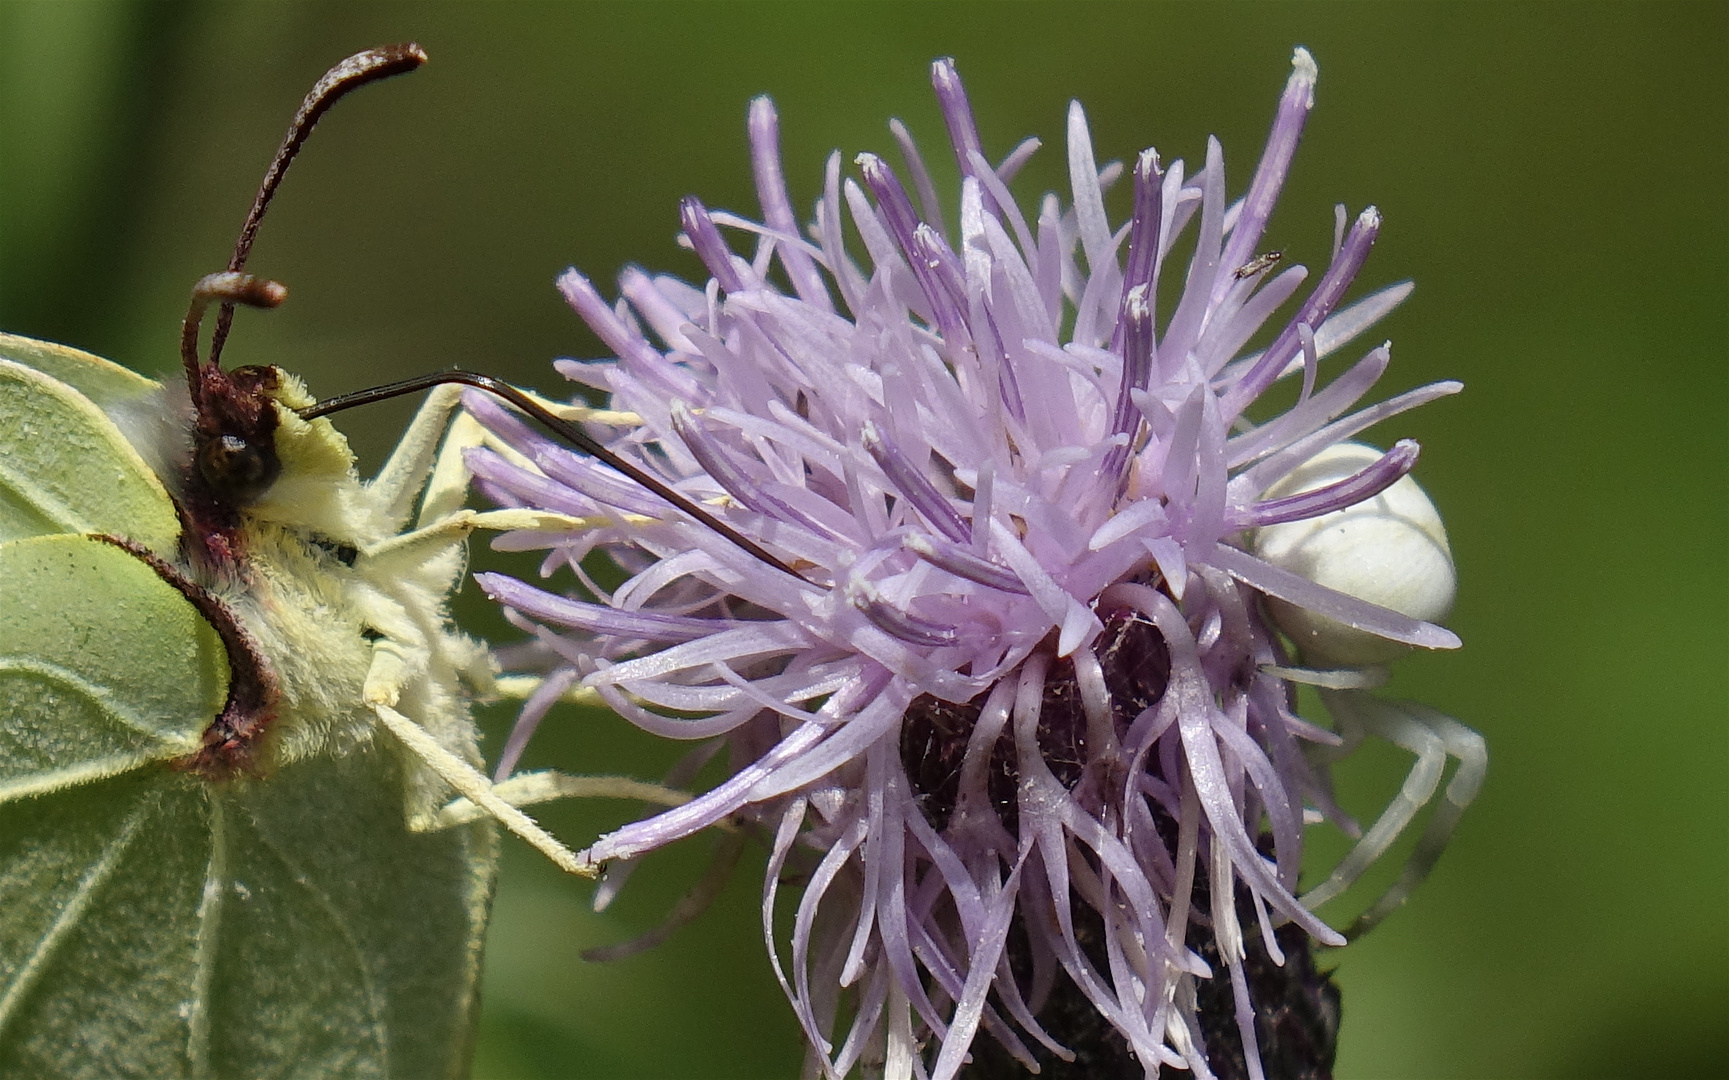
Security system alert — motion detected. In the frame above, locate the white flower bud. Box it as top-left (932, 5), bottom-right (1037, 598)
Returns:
top-left (1251, 441), bottom-right (1455, 666)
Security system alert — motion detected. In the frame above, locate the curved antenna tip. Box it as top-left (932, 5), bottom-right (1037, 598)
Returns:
top-left (189, 42), bottom-right (429, 378)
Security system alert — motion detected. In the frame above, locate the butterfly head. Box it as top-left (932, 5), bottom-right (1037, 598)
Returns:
top-left (170, 47), bottom-right (425, 566)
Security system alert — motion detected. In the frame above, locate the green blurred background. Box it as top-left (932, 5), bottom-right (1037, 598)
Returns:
top-left (1, 2), bottom-right (1722, 1077)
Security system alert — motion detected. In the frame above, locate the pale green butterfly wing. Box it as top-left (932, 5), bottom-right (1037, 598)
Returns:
top-left (3, 40), bottom-right (512, 1076)
top-left (0, 534), bottom-right (224, 1073)
top-left (0, 764), bottom-right (497, 1078)
top-left (211, 751), bottom-right (496, 1078)
top-left (0, 534), bottom-right (221, 795)
top-left (0, 352), bottom-right (179, 551)
top-left (0, 771), bottom-right (205, 1074)
top-left (0, 535), bottom-right (498, 1078)
top-left (0, 332), bottom-right (160, 414)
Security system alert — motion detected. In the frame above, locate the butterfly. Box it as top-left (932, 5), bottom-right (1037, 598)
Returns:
top-left (0, 44), bottom-right (606, 1078)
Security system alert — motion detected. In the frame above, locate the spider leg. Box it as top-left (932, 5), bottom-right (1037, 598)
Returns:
top-left (1343, 701), bottom-right (1485, 938)
top-left (1299, 689), bottom-right (1484, 934)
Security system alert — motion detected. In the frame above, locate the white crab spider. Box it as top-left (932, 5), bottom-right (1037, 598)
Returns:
top-left (1253, 441), bottom-right (1487, 938)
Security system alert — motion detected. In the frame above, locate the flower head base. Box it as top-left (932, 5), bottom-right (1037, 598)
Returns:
top-left (469, 48), bottom-right (1483, 1080)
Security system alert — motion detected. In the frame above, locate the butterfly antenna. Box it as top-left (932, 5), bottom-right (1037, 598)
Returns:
top-left (301, 372), bottom-right (802, 579)
top-left (181, 43), bottom-right (427, 386)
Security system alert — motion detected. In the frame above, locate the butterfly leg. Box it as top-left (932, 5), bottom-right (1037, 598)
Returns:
top-left (366, 385), bottom-right (576, 532)
top-left (431, 770), bottom-right (725, 829)
top-left (493, 674), bottom-right (603, 706)
top-left (416, 408), bottom-right (492, 527)
top-left (1299, 689), bottom-right (1485, 939)
top-left (368, 383), bottom-right (466, 532)
top-left (359, 507), bottom-right (599, 580)
top-left (361, 637), bottom-right (595, 877)
top-left (372, 701), bottom-right (595, 876)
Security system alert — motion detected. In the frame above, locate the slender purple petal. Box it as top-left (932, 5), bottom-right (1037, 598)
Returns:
top-left (749, 96), bottom-right (832, 311)
top-left (477, 572), bottom-right (743, 642)
top-left (1213, 48), bottom-right (1318, 307)
top-left (903, 534), bottom-right (1029, 594)
top-left (1232, 439), bottom-right (1419, 528)
top-left (931, 57), bottom-right (998, 219)
top-left (679, 196), bottom-right (746, 293)
top-left (1209, 545), bottom-right (1461, 650)
top-left (1226, 206), bottom-right (1382, 415)
top-left (862, 421), bottom-right (971, 543)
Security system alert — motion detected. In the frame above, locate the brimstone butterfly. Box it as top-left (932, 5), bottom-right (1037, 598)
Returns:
top-left (0, 44), bottom-right (627, 1077)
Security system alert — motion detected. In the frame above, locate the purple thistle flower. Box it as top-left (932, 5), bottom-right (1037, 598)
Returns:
top-left (468, 48), bottom-right (1484, 1080)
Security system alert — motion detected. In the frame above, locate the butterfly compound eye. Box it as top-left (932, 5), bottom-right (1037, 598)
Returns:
top-left (196, 431), bottom-right (281, 504)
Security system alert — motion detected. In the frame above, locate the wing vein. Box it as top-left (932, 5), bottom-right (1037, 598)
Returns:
top-left (0, 752), bottom-right (184, 806)
top-left (0, 793), bottom-right (155, 1039)
top-left (187, 794), bottom-right (227, 1080)
top-left (0, 657), bottom-right (206, 752)
top-left (0, 460), bottom-right (87, 534)
top-left (237, 803), bottom-right (392, 1078)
